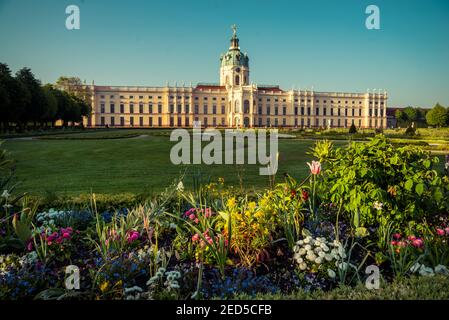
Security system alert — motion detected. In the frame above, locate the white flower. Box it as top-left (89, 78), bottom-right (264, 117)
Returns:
top-left (299, 263), bottom-right (307, 270)
top-left (338, 262), bottom-right (348, 271)
top-left (324, 254), bottom-right (333, 261)
top-left (315, 240), bottom-right (322, 247)
top-left (320, 243), bottom-right (329, 252)
top-left (176, 181), bottom-right (184, 191)
top-left (410, 262), bottom-right (421, 273)
top-left (373, 201), bottom-right (383, 211)
top-left (337, 246), bottom-right (346, 258)
top-left (1, 190), bottom-right (10, 198)
top-left (303, 237), bottom-right (310, 244)
top-left (304, 244), bottom-right (312, 251)
top-left (318, 251), bottom-right (325, 258)
top-left (315, 257), bottom-right (323, 264)
top-left (296, 257), bottom-right (304, 264)
top-left (328, 269), bottom-right (336, 279)
top-left (298, 248), bottom-right (306, 256)
top-left (307, 253), bottom-right (316, 262)
top-left (434, 265), bottom-right (449, 275)
top-left (297, 240), bottom-right (304, 245)
top-left (419, 265), bottom-right (435, 277)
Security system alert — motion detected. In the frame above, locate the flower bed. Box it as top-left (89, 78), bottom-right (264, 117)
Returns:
top-left (1, 136), bottom-right (449, 300)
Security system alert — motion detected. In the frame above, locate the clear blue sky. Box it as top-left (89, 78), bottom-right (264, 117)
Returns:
top-left (0, 0), bottom-right (448, 107)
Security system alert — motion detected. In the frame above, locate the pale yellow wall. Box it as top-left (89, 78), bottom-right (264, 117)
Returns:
top-left (87, 85), bottom-right (387, 129)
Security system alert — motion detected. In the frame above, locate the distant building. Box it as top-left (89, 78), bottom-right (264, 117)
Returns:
top-left (85, 26), bottom-right (388, 129)
top-left (386, 107), bottom-right (402, 128)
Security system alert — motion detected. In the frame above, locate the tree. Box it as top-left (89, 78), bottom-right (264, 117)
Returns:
top-left (426, 103), bottom-right (448, 127)
top-left (41, 85), bottom-right (58, 124)
top-left (395, 109), bottom-right (406, 122)
top-left (53, 89), bottom-right (73, 126)
top-left (349, 122), bottom-right (357, 134)
top-left (0, 63), bottom-right (12, 130)
top-left (15, 67), bottom-right (46, 127)
top-left (403, 106), bottom-right (418, 124)
top-left (0, 63), bottom-right (30, 131)
top-left (56, 76), bottom-right (92, 106)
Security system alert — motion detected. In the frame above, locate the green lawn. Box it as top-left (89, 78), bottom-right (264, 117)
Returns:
top-left (3, 129), bottom-right (446, 196)
top-left (2, 130), bottom-right (341, 195)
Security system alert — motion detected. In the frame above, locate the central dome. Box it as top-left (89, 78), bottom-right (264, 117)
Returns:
top-left (220, 49), bottom-right (249, 68)
top-left (220, 25), bottom-right (249, 68)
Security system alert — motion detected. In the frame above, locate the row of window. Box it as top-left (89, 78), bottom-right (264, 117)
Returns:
top-left (258, 97), bottom-right (385, 105)
top-left (257, 106), bottom-right (384, 117)
top-left (99, 95), bottom-right (385, 106)
top-left (99, 95), bottom-right (227, 101)
top-left (99, 103), bottom-right (384, 117)
top-left (99, 103), bottom-right (229, 115)
top-left (257, 118), bottom-right (384, 128)
top-left (97, 116), bottom-right (384, 128)
top-left (98, 116), bottom-right (226, 127)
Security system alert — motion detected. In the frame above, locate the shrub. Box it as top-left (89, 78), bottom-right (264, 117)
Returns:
top-left (405, 125), bottom-right (416, 136)
top-left (222, 197), bottom-right (274, 268)
top-left (259, 175), bottom-right (306, 249)
top-left (348, 123), bottom-right (357, 134)
top-left (312, 136), bottom-right (449, 231)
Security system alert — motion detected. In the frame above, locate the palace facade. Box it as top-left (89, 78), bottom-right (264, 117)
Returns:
top-left (85, 27), bottom-right (388, 129)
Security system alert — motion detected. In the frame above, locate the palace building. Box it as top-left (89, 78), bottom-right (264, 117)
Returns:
top-left (85, 26), bottom-right (388, 129)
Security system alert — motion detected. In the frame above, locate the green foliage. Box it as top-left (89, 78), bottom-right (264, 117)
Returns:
top-left (313, 136), bottom-right (449, 229)
top-left (263, 175), bottom-right (306, 249)
top-left (426, 103), bottom-right (448, 127)
top-left (403, 106), bottom-right (418, 123)
top-left (404, 125), bottom-right (416, 136)
top-left (233, 275), bottom-right (449, 300)
top-left (0, 63), bottom-right (92, 132)
top-left (12, 198), bottom-right (38, 245)
top-left (348, 123), bottom-right (357, 134)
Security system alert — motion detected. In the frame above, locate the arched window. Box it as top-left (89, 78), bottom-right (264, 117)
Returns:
top-left (225, 75), bottom-right (229, 85)
top-left (244, 76), bottom-right (247, 84)
top-left (235, 75), bottom-right (240, 85)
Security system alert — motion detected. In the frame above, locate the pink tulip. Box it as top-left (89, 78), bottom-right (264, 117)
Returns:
top-left (407, 235), bottom-right (416, 241)
top-left (397, 241), bottom-right (406, 247)
top-left (192, 234), bottom-right (200, 242)
top-left (189, 214), bottom-right (196, 220)
top-left (307, 161), bottom-right (321, 175)
top-left (436, 228), bottom-right (445, 236)
top-left (392, 233), bottom-right (401, 240)
top-left (391, 240), bottom-right (397, 246)
top-left (445, 227), bottom-right (449, 235)
top-left (412, 238), bottom-right (424, 248)
top-left (62, 232), bottom-right (71, 239)
top-left (127, 230), bottom-right (139, 243)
